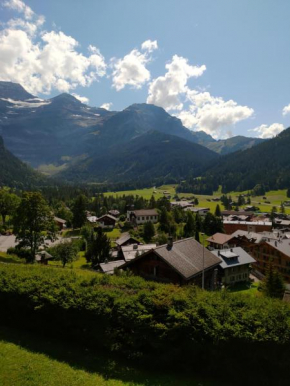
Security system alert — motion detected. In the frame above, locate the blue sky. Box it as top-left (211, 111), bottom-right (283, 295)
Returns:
top-left (1, 0), bottom-right (290, 139)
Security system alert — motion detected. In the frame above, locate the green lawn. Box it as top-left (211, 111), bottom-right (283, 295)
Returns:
top-left (227, 281), bottom-right (260, 296)
top-left (0, 326), bottom-right (220, 386)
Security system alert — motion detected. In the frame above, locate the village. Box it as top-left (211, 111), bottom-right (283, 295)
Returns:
top-left (1, 186), bottom-right (290, 298)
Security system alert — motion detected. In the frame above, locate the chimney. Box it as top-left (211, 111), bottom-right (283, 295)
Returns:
top-left (167, 236), bottom-right (173, 249)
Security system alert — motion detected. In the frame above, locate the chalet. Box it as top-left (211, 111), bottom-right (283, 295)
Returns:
top-left (35, 251), bottom-right (53, 265)
top-left (54, 216), bottom-right (67, 230)
top-left (97, 214), bottom-right (117, 228)
top-left (251, 238), bottom-right (290, 282)
top-left (120, 243), bottom-right (156, 262)
top-left (211, 247), bottom-right (255, 285)
top-left (223, 220), bottom-right (272, 234)
top-left (184, 207), bottom-right (210, 216)
top-left (127, 209), bottom-right (158, 225)
top-left (120, 237), bottom-right (221, 288)
top-left (207, 233), bottom-right (238, 250)
top-left (170, 201), bottom-right (193, 209)
top-left (221, 210), bottom-right (254, 219)
top-left (115, 232), bottom-right (141, 248)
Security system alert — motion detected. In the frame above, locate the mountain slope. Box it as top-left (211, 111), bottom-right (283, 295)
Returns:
top-left (58, 130), bottom-right (219, 184)
top-left (0, 136), bottom-right (46, 188)
top-left (205, 135), bottom-right (265, 155)
top-left (203, 127), bottom-right (290, 192)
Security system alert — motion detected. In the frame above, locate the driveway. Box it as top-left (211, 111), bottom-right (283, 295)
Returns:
top-left (0, 235), bottom-right (18, 252)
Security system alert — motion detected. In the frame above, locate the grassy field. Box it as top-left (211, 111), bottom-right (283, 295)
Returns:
top-left (0, 326), bottom-right (221, 386)
top-left (104, 185), bottom-right (290, 214)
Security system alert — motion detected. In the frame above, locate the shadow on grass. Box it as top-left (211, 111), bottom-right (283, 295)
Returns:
top-left (0, 325), bottom-right (209, 386)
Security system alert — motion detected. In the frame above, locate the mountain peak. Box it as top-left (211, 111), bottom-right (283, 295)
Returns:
top-left (0, 81), bottom-right (35, 101)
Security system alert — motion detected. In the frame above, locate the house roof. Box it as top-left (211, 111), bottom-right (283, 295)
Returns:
top-left (115, 232), bottom-right (139, 246)
top-left (99, 260), bottom-right (125, 274)
top-left (98, 214), bottom-right (117, 221)
top-left (211, 247), bottom-right (256, 269)
top-left (223, 220), bottom-right (272, 226)
top-left (54, 216), bottom-right (66, 224)
top-left (132, 209), bottom-right (158, 217)
top-left (121, 237), bottom-right (221, 280)
top-left (35, 251), bottom-right (53, 261)
top-left (87, 216), bottom-right (98, 223)
top-left (207, 233), bottom-right (234, 245)
top-left (186, 207), bottom-right (210, 213)
top-left (121, 243), bottom-right (156, 261)
top-left (265, 239), bottom-right (290, 258)
top-left (231, 230), bottom-right (278, 244)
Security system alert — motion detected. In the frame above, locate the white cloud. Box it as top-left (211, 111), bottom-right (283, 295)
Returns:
top-left (0, 2), bottom-right (106, 95)
top-left (100, 102), bottom-right (112, 110)
top-left (147, 55), bottom-right (206, 110)
top-left (111, 40), bottom-right (157, 91)
top-left (141, 40), bottom-right (158, 52)
top-left (4, 0), bottom-right (34, 20)
top-left (250, 123), bottom-right (284, 139)
top-left (282, 104), bottom-right (290, 116)
top-left (72, 93), bottom-right (89, 104)
top-left (146, 55), bottom-right (253, 138)
top-left (178, 90), bottom-right (254, 138)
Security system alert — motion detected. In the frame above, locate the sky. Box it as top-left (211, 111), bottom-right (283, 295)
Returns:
top-left (0, 0), bottom-right (290, 139)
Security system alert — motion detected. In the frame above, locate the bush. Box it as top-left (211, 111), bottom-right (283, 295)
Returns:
top-left (6, 247), bottom-right (31, 260)
top-left (0, 265), bottom-right (289, 377)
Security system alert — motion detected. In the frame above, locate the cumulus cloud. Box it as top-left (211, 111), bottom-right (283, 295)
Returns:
top-left (250, 123), bottom-right (284, 139)
top-left (100, 102), bottom-right (113, 110)
top-left (282, 104), bottom-right (290, 116)
top-left (0, 1), bottom-right (106, 95)
top-left (178, 90), bottom-right (254, 138)
top-left (146, 55), bottom-right (254, 138)
top-left (111, 40), bottom-right (158, 91)
top-left (72, 93), bottom-right (89, 104)
top-left (141, 39), bottom-right (158, 52)
top-left (147, 55), bottom-right (206, 110)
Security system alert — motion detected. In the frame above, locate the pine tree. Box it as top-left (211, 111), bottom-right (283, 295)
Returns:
top-left (143, 221), bottom-right (155, 242)
top-left (183, 211), bottom-right (195, 237)
top-left (214, 204), bottom-right (221, 217)
top-left (72, 195), bottom-right (87, 229)
top-left (261, 261), bottom-right (285, 298)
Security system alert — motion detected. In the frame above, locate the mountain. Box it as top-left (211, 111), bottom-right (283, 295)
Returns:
top-left (205, 135), bottom-right (265, 155)
top-left (203, 127), bottom-right (290, 192)
top-left (0, 136), bottom-right (46, 189)
top-left (58, 130), bottom-right (219, 184)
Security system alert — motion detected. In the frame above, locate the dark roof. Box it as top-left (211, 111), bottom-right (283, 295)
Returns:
top-left (132, 209), bottom-right (158, 216)
top-left (115, 232), bottom-right (140, 246)
top-left (121, 237), bottom-right (221, 280)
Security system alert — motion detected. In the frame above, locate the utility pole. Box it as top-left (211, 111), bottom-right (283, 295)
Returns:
top-left (201, 232), bottom-right (205, 289)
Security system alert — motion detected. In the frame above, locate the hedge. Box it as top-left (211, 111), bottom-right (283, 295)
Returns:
top-left (0, 265), bottom-right (290, 380)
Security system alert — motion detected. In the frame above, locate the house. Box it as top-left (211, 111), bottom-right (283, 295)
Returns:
top-left (54, 216), bottom-right (67, 230)
top-left (250, 238), bottom-right (290, 282)
top-left (35, 251), bottom-right (53, 265)
top-left (211, 247), bottom-right (255, 285)
top-left (99, 260), bottom-right (125, 275)
top-left (207, 233), bottom-right (238, 250)
top-left (170, 201), bottom-right (193, 209)
top-left (87, 216), bottom-right (98, 224)
top-left (127, 209), bottom-right (158, 225)
top-left (120, 243), bottom-right (156, 262)
top-left (184, 207), bottom-right (210, 216)
top-left (108, 209), bottom-right (120, 217)
top-left (223, 220), bottom-right (272, 234)
top-left (115, 232), bottom-right (141, 249)
top-left (97, 214), bottom-right (117, 228)
top-left (120, 237), bottom-right (221, 288)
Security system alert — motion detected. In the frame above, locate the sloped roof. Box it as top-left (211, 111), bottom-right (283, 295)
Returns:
top-left (115, 232), bottom-right (140, 246)
top-left (121, 243), bottom-right (156, 261)
top-left (207, 233), bottom-right (234, 245)
top-left (121, 237), bottom-right (221, 280)
top-left (211, 247), bottom-right (255, 269)
top-left (132, 209), bottom-right (158, 216)
top-left (99, 260), bottom-right (125, 274)
top-left (98, 214), bottom-right (117, 221)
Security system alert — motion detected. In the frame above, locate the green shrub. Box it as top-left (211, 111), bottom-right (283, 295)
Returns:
top-left (0, 265), bottom-right (289, 375)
